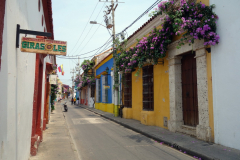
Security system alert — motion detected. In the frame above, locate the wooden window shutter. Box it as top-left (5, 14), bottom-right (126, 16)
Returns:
top-left (102, 76), bottom-right (105, 103)
top-left (124, 73), bottom-right (132, 108)
top-left (105, 75), bottom-right (108, 102)
top-left (91, 84), bottom-right (95, 98)
top-left (96, 79), bottom-right (99, 102)
top-left (142, 65), bottom-right (154, 111)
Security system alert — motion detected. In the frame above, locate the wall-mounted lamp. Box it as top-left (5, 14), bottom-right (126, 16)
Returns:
top-left (206, 47), bottom-right (211, 53)
top-left (106, 67), bottom-right (109, 73)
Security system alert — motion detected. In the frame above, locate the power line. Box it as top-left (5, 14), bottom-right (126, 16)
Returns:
top-left (57, 37), bottom-right (113, 59)
top-left (92, 42), bottom-right (113, 59)
top-left (58, 0), bottom-right (162, 59)
top-left (75, 2), bottom-right (107, 55)
top-left (121, 0), bottom-right (162, 32)
top-left (77, 19), bottom-right (105, 55)
top-left (68, 2), bottom-right (99, 56)
top-left (57, 36), bottom-right (112, 57)
top-left (57, 44), bottom-right (112, 60)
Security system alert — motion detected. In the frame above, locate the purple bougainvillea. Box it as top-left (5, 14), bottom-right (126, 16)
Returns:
top-left (115, 0), bottom-right (219, 75)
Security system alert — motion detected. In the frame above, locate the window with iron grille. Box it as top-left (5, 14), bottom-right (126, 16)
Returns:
top-left (96, 79), bottom-right (101, 102)
top-left (102, 75), bottom-right (108, 103)
top-left (124, 73), bottom-right (132, 108)
top-left (142, 65), bottom-right (154, 111)
top-left (91, 84), bottom-right (95, 98)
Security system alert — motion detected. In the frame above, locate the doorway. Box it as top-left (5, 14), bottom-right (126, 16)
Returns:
top-left (181, 53), bottom-right (199, 127)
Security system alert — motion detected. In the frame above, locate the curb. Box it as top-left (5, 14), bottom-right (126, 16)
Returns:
top-left (79, 105), bottom-right (214, 160)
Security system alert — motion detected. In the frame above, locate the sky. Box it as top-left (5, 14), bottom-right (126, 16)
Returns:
top-left (52, 0), bottom-right (160, 86)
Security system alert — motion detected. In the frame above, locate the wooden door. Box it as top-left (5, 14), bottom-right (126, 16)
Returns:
top-left (181, 53), bottom-right (199, 127)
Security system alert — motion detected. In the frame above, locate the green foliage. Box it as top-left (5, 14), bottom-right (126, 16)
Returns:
top-left (81, 60), bottom-right (95, 73)
top-left (115, 0), bottom-right (219, 78)
top-left (74, 60), bottom-right (96, 91)
top-left (50, 84), bottom-right (58, 111)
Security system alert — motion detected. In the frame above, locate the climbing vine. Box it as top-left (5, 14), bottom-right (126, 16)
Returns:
top-left (81, 60), bottom-right (95, 74)
top-left (50, 84), bottom-right (58, 111)
top-left (115, 0), bottom-right (219, 76)
top-left (74, 59), bottom-right (96, 90)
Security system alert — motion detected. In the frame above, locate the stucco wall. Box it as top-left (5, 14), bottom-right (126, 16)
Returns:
top-left (0, 0), bottom-right (50, 159)
top-left (96, 57), bottom-right (113, 104)
top-left (124, 56), bottom-right (170, 129)
top-left (210, 0), bottom-right (240, 150)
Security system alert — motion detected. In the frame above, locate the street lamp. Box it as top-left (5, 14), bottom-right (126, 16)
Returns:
top-left (91, 0), bottom-right (119, 117)
top-left (90, 21), bottom-right (97, 24)
top-left (90, 21), bottom-right (112, 36)
top-left (90, 20), bottom-right (113, 29)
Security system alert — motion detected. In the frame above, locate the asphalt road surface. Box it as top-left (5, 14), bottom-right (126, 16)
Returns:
top-left (64, 101), bottom-right (194, 160)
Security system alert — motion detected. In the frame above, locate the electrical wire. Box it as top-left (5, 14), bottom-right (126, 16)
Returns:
top-left (57, 36), bottom-right (112, 58)
top-left (68, 2), bottom-right (99, 56)
top-left (57, 38), bottom-right (113, 59)
top-left (57, 44), bottom-right (112, 60)
top-left (121, 0), bottom-right (162, 32)
top-left (77, 19), bottom-right (104, 55)
top-left (92, 43), bottom-right (113, 59)
top-left (70, 2), bottom-right (107, 56)
top-left (57, 0), bottom-right (162, 60)
top-left (56, 39), bottom-right (112, 60)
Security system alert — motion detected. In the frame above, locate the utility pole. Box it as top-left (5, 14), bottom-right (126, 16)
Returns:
top-left (70, 68), bottom-right (75, 99)
top-left (75, 57), bottom-right (81, 105)
top-left (111, 0), bottom-right (119, 114)
top-left (100, 0), bottom-right (124, 116)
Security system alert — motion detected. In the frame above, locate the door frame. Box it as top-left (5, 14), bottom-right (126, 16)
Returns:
top-left (167, 39), bottom-right (212, 142)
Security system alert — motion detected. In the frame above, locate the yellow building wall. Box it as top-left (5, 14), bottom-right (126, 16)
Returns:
top-left (95, 103), bottom-right (114, 114)
top-left (206, 51), bottom-right (214, 140)
top-left (196, 0), bottom-right (214, 139)
top-left (124, 0), bottom-right (213, 133)
top-left (197, 0), bottom-right (209, 5)
top-left (123, 54), bottom-right (170, 129)
top-left (131, 68), bottom-right (143, 121)
top-left (152, 57), bottom-right (170, 129)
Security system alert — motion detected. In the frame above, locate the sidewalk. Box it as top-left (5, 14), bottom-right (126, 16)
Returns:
top-left (79, 104), bottom-right (240, 160)
top-left (29, 102), bottom-right (79, 160)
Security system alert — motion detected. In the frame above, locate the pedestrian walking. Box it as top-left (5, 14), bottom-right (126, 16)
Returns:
top-left (71, 97), bottom-right (73, 105)
top-left (74, 97), bottom-right (76, 105)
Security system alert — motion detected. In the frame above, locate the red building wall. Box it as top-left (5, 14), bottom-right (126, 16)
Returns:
top-left (0, 0), bottom-right (6, 70)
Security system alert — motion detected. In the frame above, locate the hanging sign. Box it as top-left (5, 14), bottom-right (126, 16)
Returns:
top-left (20, 37), bottom-right (67, 56)
top-left (104, 86), bottom-right (110, 89)
top-left (49, 75), bottom-right (57, 84)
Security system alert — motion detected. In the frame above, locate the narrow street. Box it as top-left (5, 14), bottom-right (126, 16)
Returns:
top-left (63, 100), bottom-right (194, 160)
top-left (1, 1), bottom-right (240, 159)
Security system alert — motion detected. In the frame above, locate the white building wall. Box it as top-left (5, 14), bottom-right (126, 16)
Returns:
top-left (88, 86), bottom-right (94, 107)
top-left (0, 0), bottom-right (50, 159)
top-left (41, 56), bottom-right (52, 129)
top-left (210, 0), bottom-right (240, 150)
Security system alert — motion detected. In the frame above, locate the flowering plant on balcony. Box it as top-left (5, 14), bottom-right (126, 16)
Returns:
top-left (158, 0), bottom-right (220, 48)
top-left (81, 60), bottom-right (95, 74)
top-left (115, 0), bottom-right (219, 75)
top-left (76, 76), bottom-right (96, 90)
top-left (52, 64), bottom-right (57, 70)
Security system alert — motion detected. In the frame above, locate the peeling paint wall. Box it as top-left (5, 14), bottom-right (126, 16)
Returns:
top-left (0, 0), bottom-right (52, 159)
top-left (210, 0), bottom-right (240, 150)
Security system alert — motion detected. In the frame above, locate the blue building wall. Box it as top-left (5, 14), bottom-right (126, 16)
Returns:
top-left (74, 82), bottom-right (79, 98)
top-left (76, 91), bottom-right (79, 99)
top-left (96, 58), bottom-right (113, 104)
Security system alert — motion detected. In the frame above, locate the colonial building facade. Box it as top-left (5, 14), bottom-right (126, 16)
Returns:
top-left (0, 0), bottom-right (55, 159)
